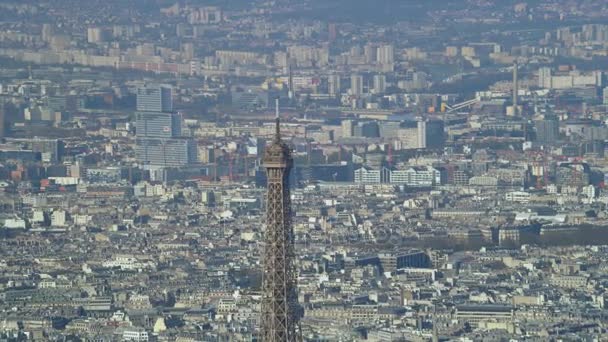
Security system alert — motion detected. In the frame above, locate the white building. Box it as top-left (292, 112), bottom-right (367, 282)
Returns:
top-left (51, 210), bottom-right (67, 227)
top-left (505, 191), bottom-right (530, 203)
top-left (103, 255), bottom-right (150, 271)
top-left (354, 167), bottom-right (390, 184)
top-left (582, 185), bottom-right (596, 198)
top-left (390, 166), bottom-right (441, 187)
top-left (122, 328), bottom-right (149, 342)
top-left (372, 74), bottom-right (386, 94)
top-left (376, 44), bottom-right (394, 65)
top-left (350, 74), bottom-right (364, 96)
top-left (538, 67), bottom-right (603, 89)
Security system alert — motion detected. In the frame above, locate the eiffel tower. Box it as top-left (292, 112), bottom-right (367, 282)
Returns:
top-left (260, 99), bottom-right (299, 341)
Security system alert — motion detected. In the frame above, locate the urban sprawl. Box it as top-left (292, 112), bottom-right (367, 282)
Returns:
top-left (1, 0), bottom-right (608, 341)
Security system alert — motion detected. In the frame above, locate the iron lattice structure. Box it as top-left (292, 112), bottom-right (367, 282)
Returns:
top-left (261, 116), bottom-right (299, 341)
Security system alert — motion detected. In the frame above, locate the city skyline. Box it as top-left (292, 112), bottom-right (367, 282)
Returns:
top-left (1, 0), bottom-right (608, 340)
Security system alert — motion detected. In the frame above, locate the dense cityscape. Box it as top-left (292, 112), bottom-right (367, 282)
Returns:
top-left (2, 0), bottom-right (608, 340)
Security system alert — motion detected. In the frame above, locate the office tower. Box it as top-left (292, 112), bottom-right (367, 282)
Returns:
top-left (328, 74), bottom-right (341, 96)
top-left (261, 100), bottom-right (299, 341)
top-left (350, 74), bottom-right (363, 96)
top-left (603, 87), bottom-right (608, 105)
top-left (135, 110), bottom-right (196, 167)
top-left (135, 138), bottom-right (197, 167)
top-left (135, 111), bottom-right (182, 138)
top-left (417, 120), bottom-right (445, 149)
top-left (535, 116), bottom-right (559, 145)
top-left (136, 85), bottom-right (173, 112)
top-left (373, 74), bottom-right (386, 94)
top-left (377, 44), bottom-right (394, 65)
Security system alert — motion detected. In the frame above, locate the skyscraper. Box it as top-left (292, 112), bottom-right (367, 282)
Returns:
top-left (261, 100), bottom-right (299, 341)
top-left (135, 138), bottom-right (197, 167)
top-left (136, 85), bottom-right (173, 112)
top-left (417, 120), bottom-right (445, 149)
top-left (535, 116), bottom-right (559, 145)
top-left (135, 111), bottom-right (182, 138)
top-left (135, 110), bottom-right (196, 167)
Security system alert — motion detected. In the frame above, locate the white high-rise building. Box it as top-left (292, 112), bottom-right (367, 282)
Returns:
top-left (377, 44), bottom-right (394, 65)
top-left (364, 43), bottom-right (377, 64)
top-left (136, 85), bottom-right (173, 112)
top-left (350, 74), bottom-right (363, 96)
top-left (373, 74), bottom-right (386, 94)
top-left (417, 120), bottom-right (427, 149)
top-left (328, 75), bottom-right (341, 96)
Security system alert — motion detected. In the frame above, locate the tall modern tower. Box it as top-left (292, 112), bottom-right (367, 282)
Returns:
top-left (136, 84), bottom-right (173, 112)
top-left (261, 99), bottom-right (298, 341)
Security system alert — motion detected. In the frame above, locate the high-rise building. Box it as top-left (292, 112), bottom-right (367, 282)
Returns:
top-left (603, 87), bottom-right (608, 105)
top-left (373, 74), bottom-right (386, 94)
top-left (364, 43), bottom-right (377, 64)
top-left (328, 75), bottom-right (341, 96)
top-left (135, 111), bottom-right (182, 138)
top-left (417, 120), bottom-right (445, 149)
top-left (261, 100), bottom-right (299, 341)
top-left (535, 116), bottom-right (559, 145)
top-left (136, 85), bottom-right (173, 112)
top-left (377, 44), bottom-right (394, 65)
top-left (135, 109), bottom-right (196, 168)
top-left (135, 138), bottom-right (198, 167)
top-left (350, 74), bottom-right (363, 96)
